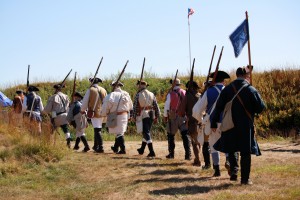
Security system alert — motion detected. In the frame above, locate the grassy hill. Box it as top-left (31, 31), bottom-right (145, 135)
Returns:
top-left (2, 68), bottom-right (300, 138)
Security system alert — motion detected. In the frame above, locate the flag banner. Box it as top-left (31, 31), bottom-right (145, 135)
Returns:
top-left (188, 8), bottom-right (194, 18)
top-left (229, 19), bottom-right (249, 57)
top-left (0, 91), bottom-right (13, 107)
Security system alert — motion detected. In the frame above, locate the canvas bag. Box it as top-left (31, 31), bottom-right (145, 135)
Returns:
top-left (106, 94), bottom-right (122, 128)
top-left (220, 84), bottom-right (247, 132)
top-left (136, 93), bottom-right (150, 133)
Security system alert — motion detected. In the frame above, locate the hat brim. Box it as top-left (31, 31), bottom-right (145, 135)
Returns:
top-left (209, 71), bottom-right (230, 81)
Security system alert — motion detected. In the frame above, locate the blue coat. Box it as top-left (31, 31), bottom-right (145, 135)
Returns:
top-left (211, 79), bottom-right (265, 154)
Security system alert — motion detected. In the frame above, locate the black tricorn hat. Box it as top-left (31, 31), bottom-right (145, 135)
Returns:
top-left (28, 85), bottom-right (39, 92)
top-left (74, 91), bottom-right (83, 99)
top-left (89, 77), bottom-right (102, 84)
top-left (53, 84), bottom-right (65, 90)
top-left (186, 81), bottom-right (200, 89)
top-left (136, 80), bottom-right (149, 86)
top-left (209, 71), bottom-right (230, 82)
top-left (16, 89), bottom-right (23, 94)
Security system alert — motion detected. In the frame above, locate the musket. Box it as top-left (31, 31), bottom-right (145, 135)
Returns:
top-left (71, 72), bottom-right (77, 104)
top-left (204, 45), bottom-right (216, 92)
top-left (60, 69), bottom-right (73, 87)
top-left (188, 58), bottom-right (195, 91)
top-left (138, 57), bottom-right (146, 89)
top-left (211, 46), bottom-right (224, 85)
top-left (27, 65), bottom-right (30, 89)
top-left (112, 60), bottom-right (129, 92)
top-left (90, 56), bottom-right (104, 88)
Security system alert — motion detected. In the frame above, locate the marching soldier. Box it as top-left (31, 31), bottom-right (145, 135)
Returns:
top-left (67, 92), bottom-right (90, 152)
top-left (100, 81), bottom-right (133, 154)
top-left (192, 70), bottom-right (230, 177)
top-left (44, 84), bottom-right (71, 148)
top-left (163, 78), bottom-right (191, 160)
top-left (133, 80), bottom-right (160, 157)
top-left (22, 86), bottom-right (44, 134)
top-left (81, 77), bottom-right (107, 153)
top-left (12, 89), bottom-right (25, 124)
top-left (178, 81), bottom-right (202, 165)
top-left (212, 66), bottom-right (265, 184)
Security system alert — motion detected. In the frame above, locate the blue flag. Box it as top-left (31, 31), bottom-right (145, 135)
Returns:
top-left (229, 19), bottom-right (249, 58)
top-left (0, 91), bottom-right (13, 107)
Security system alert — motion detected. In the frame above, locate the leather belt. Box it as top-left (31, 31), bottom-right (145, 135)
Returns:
top-left (117, 111), bottom-right (128, 115)
top-left (140, 106), bottom-right (153, 110)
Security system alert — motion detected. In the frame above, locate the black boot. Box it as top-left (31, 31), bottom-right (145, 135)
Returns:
top-left (166, 134), bottom-right (175, 159)
top-left (202, 142), bottom-right (211, 169)
top-left (241, 153), bottom-right (252, 184)
top-left (66, 138), bottom-right (71, 148)
top-left (111, 138), bottom-right (119, 153)
top-left (147, 143), bottom-right (156, 157)
top-left (225, 155), bottom-right (231, 175)
top-left (181, 131), bottom-right (191, 160)
top-left (73, 137), bottom-right (81, 150)
top-left (94, 128), bottom-right (104, 153)
top-left (213, 165), bottom-right (221, 177)
top-left (137, 141), bottom-right (147, 155)
top-left (80, 136), bottom-right (90, 152)
top-left (117, 136), bottom-right (126, 154)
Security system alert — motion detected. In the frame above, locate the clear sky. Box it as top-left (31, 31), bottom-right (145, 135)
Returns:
top-left (1, 0), bottom-right (299, 88)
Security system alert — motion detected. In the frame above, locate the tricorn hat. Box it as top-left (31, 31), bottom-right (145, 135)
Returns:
top-left (74, 91), bottom-right (83, 99)
top-left (16, 89), bottom-right (23, 94)
top-left (28, 85), bottom-right (39, 92)
top-left (169, 78), bottom-right (181, 85)
top-left (136, 80), bottom-right (149, 86)
top-left (186, 81), bottom-right (200, 89)
top-left (111, 81), bottom-right (124, 87)
top-left (53, 84), bottom-right (65, 90)
top-left (89, 77), bottom-right (102, 84)
top-left (209, 71), bottom-right (230, 82)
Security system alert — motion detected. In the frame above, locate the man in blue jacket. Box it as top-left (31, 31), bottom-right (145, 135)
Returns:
top-left (211, 66), bottom-right (265, 185)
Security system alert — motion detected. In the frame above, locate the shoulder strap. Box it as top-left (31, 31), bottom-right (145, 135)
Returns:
top-left (232, 84), bottom-right (252, 121)
top-left (57, 94), bottom-right (67, 112)
top-left (115, 93), bottom-right (123, 111)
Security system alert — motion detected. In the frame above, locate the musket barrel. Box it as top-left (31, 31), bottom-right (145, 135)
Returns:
top-left (90, 56), bottom-right (103, 87)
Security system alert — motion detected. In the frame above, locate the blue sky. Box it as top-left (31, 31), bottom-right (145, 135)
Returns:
top-left (1, 0), bottom-right (299, 88)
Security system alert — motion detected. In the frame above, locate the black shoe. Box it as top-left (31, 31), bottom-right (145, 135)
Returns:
top-left (230, 174), bottom-right (238, 181)
top-left (185, 155), bottom-right (192, 161)
top-left (241, 180), bottom-right (253, 185)
top-left (202, 165), bottom-right (211, 170)
top-left (73, 146), bottom-right (80, 150)
top-left (166, 154), bottom-right (174, 159)
top-left (66, 138), bottom-right (71, 148)
top-left (117, 150), bottom-right (126, 154)
top-left (82, 147), bottom-right (90, 152)
top-left (213, 165), bottom-right (221, 177)
top-left (94, 149), bottom-right (104, 153)
top-left (147, 152), bottom-right (156, 157)
top-left (111, 146), bottom-right (118, 153)
top-left (193, 159), bottom-right (201, 167)
top-left (137, 148), bottom-right (144, 155)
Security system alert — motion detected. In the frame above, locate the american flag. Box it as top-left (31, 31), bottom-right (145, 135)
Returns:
top-left (188, 8), bottom-right (194, 18)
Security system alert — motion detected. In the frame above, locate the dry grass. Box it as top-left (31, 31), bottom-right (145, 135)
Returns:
top-left (1, 138), bottom-right (299, 200)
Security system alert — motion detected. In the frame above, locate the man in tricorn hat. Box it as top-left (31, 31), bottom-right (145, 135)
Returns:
top-left (81, 77), bottom-right (107, 153)
top-left (22, 86), bottom-right (44, 134)
top-left (211, 66), bottom-right (265, 185)
top-left (133, 80), bottom-right (160, 157)
top-left (44, 84), bottom-right (71, 147)
top-left (192, 70), bottom-right (230, 177)
top-left (67, 92), bottom-right (90, 152)
top-left (164, 78), bottom-right (191, 160)
top-left (178, 80), bottom-right (202, 165)
top-left (100, 81), bottom-right (133, 154)
top-left (12, 89), bottom-right (25, 124)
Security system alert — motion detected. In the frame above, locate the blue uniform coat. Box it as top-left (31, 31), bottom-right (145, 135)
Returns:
top-left (211, 79), bottom-right (265, 155)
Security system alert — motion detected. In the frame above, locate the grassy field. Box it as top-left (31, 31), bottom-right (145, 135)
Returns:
top-left (1, 123), bottom-right (299, 200)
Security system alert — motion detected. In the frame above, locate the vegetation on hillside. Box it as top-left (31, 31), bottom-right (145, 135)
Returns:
top-left (2, 68), bottom-right (300, 138)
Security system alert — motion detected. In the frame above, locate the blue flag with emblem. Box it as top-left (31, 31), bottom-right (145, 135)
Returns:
top-left (229, 19), bottom-right (249, 58)
top-left (0, 91), bottom-right (13, 107)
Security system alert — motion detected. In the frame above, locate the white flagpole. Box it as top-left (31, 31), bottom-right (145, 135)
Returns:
top-left (188, 17), bottom-right (192, 70)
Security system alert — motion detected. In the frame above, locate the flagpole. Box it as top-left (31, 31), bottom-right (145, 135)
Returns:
top-left (245, 11), bottom-right (252, 84)
top-left (188, 18), bottom-right (192, 70)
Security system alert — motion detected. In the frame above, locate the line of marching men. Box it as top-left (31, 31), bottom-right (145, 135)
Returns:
top-left (11, 66), bottom-right (265, 185)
